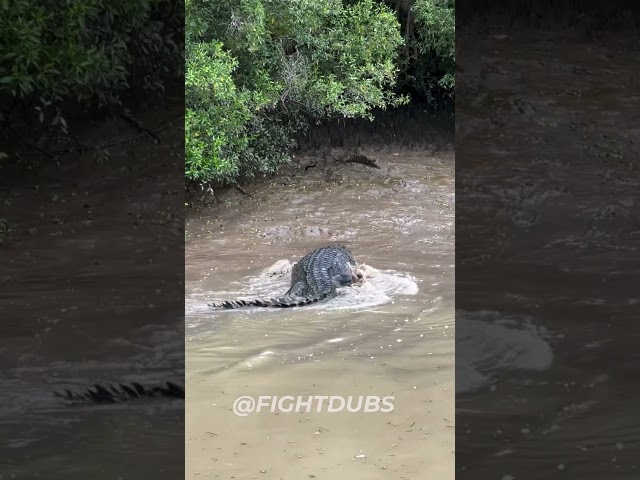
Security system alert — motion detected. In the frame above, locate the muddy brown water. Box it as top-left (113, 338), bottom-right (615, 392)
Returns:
top-left (185, 151), bottom-right (455, 478)
top-left (456, 29), bottom-right (640, 478)
top-left (0, 104), bottom-right (185, 478)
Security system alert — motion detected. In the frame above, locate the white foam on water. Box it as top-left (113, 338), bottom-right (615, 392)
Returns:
top-left (321, 264), bottom-right (419, 310)
top-left (456, 311), bottom-right (554, 395)
top-left (186, 261), bottom-right (419, 318)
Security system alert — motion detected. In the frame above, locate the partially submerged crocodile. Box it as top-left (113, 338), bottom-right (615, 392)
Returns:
top-left (54, 381), bottom-right (184, 404)
top-left (209, 245), bottom-right (364, 309)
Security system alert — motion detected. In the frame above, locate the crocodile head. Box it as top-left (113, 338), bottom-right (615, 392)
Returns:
top-left (332, 272), bottom-right (356, 288)
top-left (332, 266), bottom-right (366, 288)
top-left (331, 270), bottom-right (364, 287)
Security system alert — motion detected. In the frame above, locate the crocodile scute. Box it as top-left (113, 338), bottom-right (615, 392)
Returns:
top-left (54, 381), bottom-right (184, 403)
top-left (209, 245), bottom-right (363, 309)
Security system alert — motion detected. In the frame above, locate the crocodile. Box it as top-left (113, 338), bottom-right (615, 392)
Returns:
top-left (209, 245), bottom-right (364, 309)
top-left (54, 381), bottom-right (184, 404)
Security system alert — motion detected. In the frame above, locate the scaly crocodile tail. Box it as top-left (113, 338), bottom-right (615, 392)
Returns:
top-left (54, 381), bottom-right (184, 403)
top-left (209, 292), bottom-right (330, 309)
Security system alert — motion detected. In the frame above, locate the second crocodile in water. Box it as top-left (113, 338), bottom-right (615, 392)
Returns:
top-left (209, 245), bottom-right (364, 309)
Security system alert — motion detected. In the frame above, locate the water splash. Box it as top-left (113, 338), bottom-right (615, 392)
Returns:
top-left (186, 261), bottom-right (419, 319)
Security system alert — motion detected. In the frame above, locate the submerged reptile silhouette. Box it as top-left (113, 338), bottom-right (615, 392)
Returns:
top-left (209, 245), bottom-right (364, 309)
top-left (54, 381), bottom-right (184, 404)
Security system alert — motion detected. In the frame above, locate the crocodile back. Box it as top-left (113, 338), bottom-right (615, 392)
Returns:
top-left (209, 245), bottom-right (359, 309)
top-left (287, 245), bottom-right (357, 298)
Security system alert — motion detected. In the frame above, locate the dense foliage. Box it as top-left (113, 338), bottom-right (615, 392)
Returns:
top-left (185, 33), bottom-right (301, 185)
top-left (0, 0), bottom-right (183, 131)
top-left (186, 0), bottom-right (455, 188)
top-left (412, 0), bottom-right (455, 94)
top-left (186, 0), bottom-right (410, 186)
